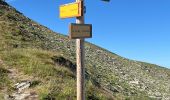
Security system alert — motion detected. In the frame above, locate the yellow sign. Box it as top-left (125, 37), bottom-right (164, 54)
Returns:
top-left (59, 1), bottom-right (83, 19)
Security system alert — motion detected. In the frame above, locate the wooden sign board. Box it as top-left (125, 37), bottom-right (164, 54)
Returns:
top-left (69, 23), bottom-right (92, 39)
top-left (59, 1), bottom-right (83, 19)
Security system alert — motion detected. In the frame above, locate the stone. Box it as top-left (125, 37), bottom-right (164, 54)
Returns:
top-left (14, 81), bottom-right (31, 92)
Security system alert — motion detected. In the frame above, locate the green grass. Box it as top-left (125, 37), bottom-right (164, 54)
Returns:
top-left (0, 93), bottom-right (4, 100)
top-left (0, 67), bottom-right (11, 90)
top-left (0, 48), bottom-right (111, 99)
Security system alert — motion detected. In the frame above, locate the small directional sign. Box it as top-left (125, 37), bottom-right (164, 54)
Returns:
top-left (59, 1), bottom-right (83, 19)
top-left (69, 23), bottom-right (92, 39)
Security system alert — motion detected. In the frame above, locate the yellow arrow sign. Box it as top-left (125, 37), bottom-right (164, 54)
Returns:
top-left (59, 1), bottom-right (83, 19)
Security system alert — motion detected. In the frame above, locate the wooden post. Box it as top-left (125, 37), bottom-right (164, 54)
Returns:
top-left (76, 0), bottom-right (85, 100)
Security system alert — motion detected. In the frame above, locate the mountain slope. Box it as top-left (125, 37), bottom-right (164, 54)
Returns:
top-left (0, 1), bottom-right (170, 100)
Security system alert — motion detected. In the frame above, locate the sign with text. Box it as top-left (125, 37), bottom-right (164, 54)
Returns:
top-left (69, 23), bottom-right (92, 39)
top-left (59, 1), bottom-right (83, 19)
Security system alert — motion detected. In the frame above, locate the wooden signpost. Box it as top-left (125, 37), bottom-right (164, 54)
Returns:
top-left (59, 0), bottom-right (110, 100)
top-left (59, 1), bottom-right (87, 100)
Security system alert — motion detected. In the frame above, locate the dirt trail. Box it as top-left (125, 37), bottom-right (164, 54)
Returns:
top-left (0, 59), bottom-right (38, 100)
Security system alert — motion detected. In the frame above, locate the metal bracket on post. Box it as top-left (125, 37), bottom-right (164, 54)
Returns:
top-left (84, 6), bottom-right (86, 14)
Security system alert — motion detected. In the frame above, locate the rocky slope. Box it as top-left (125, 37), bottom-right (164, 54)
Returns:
top-left (0, 0), bottom-right (170, 100)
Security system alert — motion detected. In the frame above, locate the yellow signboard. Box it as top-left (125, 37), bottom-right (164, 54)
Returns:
top-left (59, 1), bottom-right (83, 19)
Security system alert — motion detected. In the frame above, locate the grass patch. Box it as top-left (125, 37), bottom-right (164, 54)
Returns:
top-left (0, 48), bottom-right (76, 99)
top-left (86, 81), bottom-right (112, 100)
top-left (0, 93), bottom-right (4, 100)
top-left (0, 67), bottom-right (11, 90)
top-left (0, 48), bottom-right (77, 79)
top-left (0, 48), bottom-right (112, 99)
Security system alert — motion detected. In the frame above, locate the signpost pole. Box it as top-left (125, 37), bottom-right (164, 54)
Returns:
top-left (60, 0), bottom-right (109, 99)
top-left (76, 0), bottom-right (85, 100)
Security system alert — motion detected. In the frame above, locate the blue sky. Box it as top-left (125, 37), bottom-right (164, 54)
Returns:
top-left (6, 0), bottom-right (170, 68)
